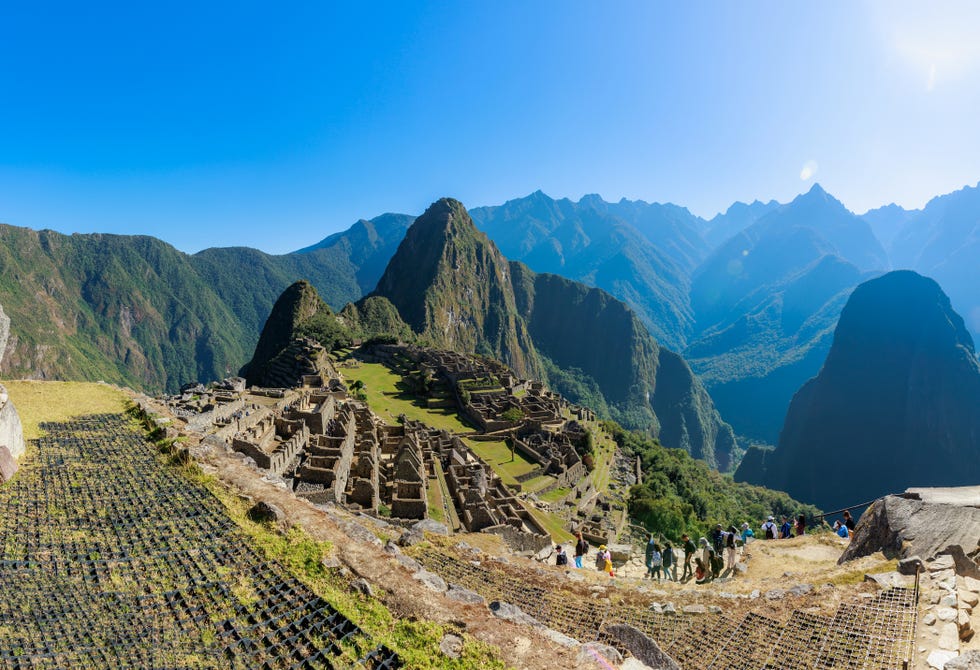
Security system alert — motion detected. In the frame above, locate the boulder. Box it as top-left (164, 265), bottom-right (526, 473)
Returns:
top-left (439, 633), bottom-right (463, 659)
top-left (604, 624), bottom-right (682, 670)
top-left (939, 622), bottom-right (961, 651)
top-left (607, 543), bottom-right (633, 564)
top-left (899, 555), bottom-right (924, 575)
top-left (412, 518), bottom-right (449, 536)
top-left (446, 586), bottom-right (485, 605)
top-left (488, 601), bottom-right (539, 627)
top-left (577, 642), bottom-right (623, 666)
top-left (947, 651), bottom-right (980, 669)
top-left (841, 488), bottom-right (980, 566)
top-left (865, 572), bottom-right (913, 589)
top-left (350, 578), bottom-right (373, 597)
top-left (931, 650), bottom-right (962, 669)
top-left (412, 569), bottom-right (447, 593)
top-left (247, 501), bottom-right (286, 524)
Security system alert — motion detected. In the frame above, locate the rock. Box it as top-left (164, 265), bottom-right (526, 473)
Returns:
top-left (350, 578), bottom-right (373, 597)
top-left (446, 586), bottom-right (485, 605)
top-left (938, 607), bottom-right (959, 622)
top-left (939, 622), bottom-right (961, 650)
top-left (320, 556), bottom-right (342, 570)
top-left (865, 571), bottom-right (913, 588)
top-left (682, 604), bottom-right (706, 615)
top-left (247, 501), bottom-right (286, 524)
top-left (841, 488), bottom-right (980, 566)
top-left (946, 651), bottom-right (980, 669)
top-left (488, 601), bottom-right (539, 627)
top-left (543, 627), bottom-right (578, 648)
top-left (619, 660), bottom-right (655, 670)
top-left (339, 520), bottom-right (382, 547)
top-left (604, 624), bottom-right (681, 670)
top-left (960, 591), bottom-right (979, 608)
top-left (764, 589), bottom-right (785, 600)
top-left (932, 554), bottom-right (958, 572)
top-left (965, 576), bottom-right (980, 593)
top-left (789, 583), bottom-right (814, 596)
top-left (534, 545), bottom-right (553, 562)
top-left (749, 589), bottom-right (760, 599)
top-left (398, 528), bottom-right (424, 547)
top-left (395, 555), bottom-right (421, 572)
top-left (577, 642), bottom-right (623, 666)
top-left (941, 593), bottom-right (959, 607)
top-left (662, 603), bottom-right (677, 614)
top-left (930, 650), bottom-right (961, 669)
top-left (0, 445), bottom-right (17, 483)
top-left (412, 518), bottom-right (449, 536)
top-left (383, 540), bottom-right (401, 555)
top-left (899, 555), bottom-right (925, 575)
top-left (958, 609), bottom-right (971, 631)
top-left (607, 543), bottom-right (633, 564)
top-left (708, 605), bottom-right (723, 614)
top-left (439, 633), bottom-right (463, 659)
top-left (412, 569), bottom-right (447, 593)
top-left (924, 613), bottom-right (937, 625)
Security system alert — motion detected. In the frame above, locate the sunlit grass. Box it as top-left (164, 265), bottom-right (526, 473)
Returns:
top-left (1, 380), bottom-right (127, 440)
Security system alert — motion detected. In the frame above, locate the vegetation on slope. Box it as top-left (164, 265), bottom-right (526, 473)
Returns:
top-left (608, 422), bottom-right (820, 541)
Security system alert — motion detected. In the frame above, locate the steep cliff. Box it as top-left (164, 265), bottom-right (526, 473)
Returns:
top-left (736, 271), bottom-right (980, 510)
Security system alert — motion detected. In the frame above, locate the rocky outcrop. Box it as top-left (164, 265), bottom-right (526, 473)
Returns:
top-left (0, 303), bottom-right (25, 482)
top-left (736, 271), bottom-right (980, 511)
top-left (841, 487), bottom-right (980, 567)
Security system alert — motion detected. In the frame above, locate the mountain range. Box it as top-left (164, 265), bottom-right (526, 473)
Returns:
top-left (2, 180), bottom-right (979, 471)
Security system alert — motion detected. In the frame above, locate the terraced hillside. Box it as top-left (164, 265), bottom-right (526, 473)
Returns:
top-left (0, 412), bottom-right (400, 668)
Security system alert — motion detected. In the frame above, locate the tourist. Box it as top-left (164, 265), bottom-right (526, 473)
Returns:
top-left (779, 516), bottom-right (793, 539)
top-left (574, 531), bottom-right (589, 569)
top-left (699, 537), bottom-right (711, 570)
top-left (843, 510), bottom-right (856, 532)
top-left (740, 522), bottom-right (754, 543)
top-left (711, 523), bottom-right (724, 554)
top-left (649, 543), bottom-right (663, 581)
top-left (761, 515), bottom-right (777, 540)
top-left (663, 541), bottom-right (676, 582)
top-left (595, 545), bottom-right (606, 571)
top-left (709, 548), bottom-right (723, 579)
top-left (725, 526), bottom-right (738, 572)
top-left (833, 520), bottom-right (849, 539)
top-left (602, 545), bottom-right (614, 577)
top-left (681, 534), bottom-right (697, 581)
top-left (555, 545), bottom-right (568, 566)
top-left (644, 534), bottom-right (657, 578)
top-left (695, 557), bottom-right (709, 584)
top-left (796, 514), bottom-right (807, 537)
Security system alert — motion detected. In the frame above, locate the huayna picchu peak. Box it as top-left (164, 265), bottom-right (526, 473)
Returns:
top-left (735, 270), bottom-right (980, 511)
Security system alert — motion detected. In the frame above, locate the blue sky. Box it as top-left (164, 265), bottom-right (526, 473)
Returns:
top-left (2, 1), bottom-right (980, 253)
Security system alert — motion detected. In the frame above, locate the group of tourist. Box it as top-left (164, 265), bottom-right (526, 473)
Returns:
top-left (556, 510), bottom-right (858, 581)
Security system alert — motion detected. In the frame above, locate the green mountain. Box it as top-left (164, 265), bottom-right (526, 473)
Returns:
top-left (369, 198), bottom-right (738, 469)
top-left (469, 191), bottom-right (705, 350)
top-left (735, 271), bottom-right (980, 511)
top-left (0, 216), bottom-right (408, 392)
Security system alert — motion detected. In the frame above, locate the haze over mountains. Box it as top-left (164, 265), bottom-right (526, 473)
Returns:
top-left (1, 180), bottom-right (979, 467)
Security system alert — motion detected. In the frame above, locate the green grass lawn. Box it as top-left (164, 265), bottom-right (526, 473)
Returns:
top-left (539, 487), bottom-right (571, 503)
top-left (341, 363), bottom-right (473, 433)
top-left (2, 381), bottom-right (128, 440)
top-left (463, 439), bottom-right (539, 486)
top-left (522, 474), bottom-right (557, 494)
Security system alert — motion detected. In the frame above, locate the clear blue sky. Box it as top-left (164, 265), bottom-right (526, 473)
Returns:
top-left (2, 1), bottom-right (979, 254)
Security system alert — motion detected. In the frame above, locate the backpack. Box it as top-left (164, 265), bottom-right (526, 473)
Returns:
top-left (764, 524), bottom-right (775, 540)
top-left (556, 552), bottom-right (568, 566)
top-left (726, 533), bottom-right (736, 549)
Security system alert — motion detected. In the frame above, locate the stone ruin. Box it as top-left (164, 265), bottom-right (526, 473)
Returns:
top-left (164, 343), bottom-right (597, 552)
top-left (0, 302), bottom-right (25, 483)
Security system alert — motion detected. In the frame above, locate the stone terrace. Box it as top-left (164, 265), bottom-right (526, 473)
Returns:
top-left (0, 413), bottom-right (399, 668)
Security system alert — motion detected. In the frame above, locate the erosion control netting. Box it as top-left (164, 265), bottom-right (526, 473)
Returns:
top-left (417, 549), bottom-right (918, 670)
top-left (0, 414), bottom-right (400, 669)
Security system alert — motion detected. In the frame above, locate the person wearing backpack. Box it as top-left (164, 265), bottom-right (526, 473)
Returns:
top-left (761, 516), bottom-right (777, 540)
top-left (662, 542), bottom-right (676, 582)
top-left (649, 543), bottom-right (663, 581)
top-left (681, 534), bottom-right (697, 581)
top-left (711, 524), bottom-right (724, 554)
top-left (644, 535), bottom-right (657, 578)
top-left (779, 516), bottom-right (793, 539)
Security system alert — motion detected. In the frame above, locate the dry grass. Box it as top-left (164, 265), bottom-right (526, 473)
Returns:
top-left (1, 380), bottom-right (128, 440)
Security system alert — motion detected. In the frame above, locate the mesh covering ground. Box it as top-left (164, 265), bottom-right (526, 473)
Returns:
top-left (0, 414), bottom-right (400, 669)
top-left (416, 549), bottom-right (920, 669)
